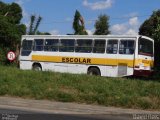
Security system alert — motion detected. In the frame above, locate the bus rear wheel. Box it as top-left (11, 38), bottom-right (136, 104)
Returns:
top-left (87, 67), bottom-right (101, 76)
top-left (32, 64), bottom-right (42, 71)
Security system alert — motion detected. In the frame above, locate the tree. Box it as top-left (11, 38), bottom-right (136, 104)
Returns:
top-left (0, 2), bottom-right (22, 24)
top-left (139, 10), bottom-right (160, 69)
top-left (0, 1), bottom-right (26, 64)
top-left (28, 15), bottom-right (42, 35)
top-left (94, 14), bottom-right (110, 35)
top-left (37, 31), bottom-right (51, 35)
top-left (7, 3), bottom-right (22, 24)
top-left (0, 2), bottom-right (26, 46)
top-left (28, 15), bottom-right (36, 35)
top-left (33, 16), bottom-right (42, 34)
top-left (73, 10), bottom-right (88, 35)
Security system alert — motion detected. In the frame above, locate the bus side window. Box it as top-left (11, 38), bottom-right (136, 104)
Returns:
top-left (75, 39), bottom-right (92, 53)
top-left (93, 40), bottom-right (106, 53)
top-left (44, 39), bottom-right (58, 52)
top-left (34, 39), bottom-right (44, 51)
top-left (59, 39), bottom-right (75, 52)
top-left (106, 40), bottom-right (118, 54)
top-left (119, 40), bottom-right (135, 54)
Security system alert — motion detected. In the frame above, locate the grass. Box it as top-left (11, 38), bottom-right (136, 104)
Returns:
top-left (0, 65), bottom-right (160, 110)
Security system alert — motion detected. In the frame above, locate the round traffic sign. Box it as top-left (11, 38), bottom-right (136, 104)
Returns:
top-left (7, 51), bottom-right (16, 61)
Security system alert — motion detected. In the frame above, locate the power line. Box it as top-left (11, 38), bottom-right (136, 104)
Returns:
top-left (111, 15), bottom-right (151, 20)
top-left (41, 14), bottom-right (152, 24)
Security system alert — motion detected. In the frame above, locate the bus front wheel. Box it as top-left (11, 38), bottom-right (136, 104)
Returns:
top-left (87, 67), bottom-right (101, 76)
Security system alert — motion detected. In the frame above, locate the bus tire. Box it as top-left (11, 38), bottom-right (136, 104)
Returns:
top-left (32, 64), bottom-right (42, 71)
top-left (87, 67), bottom-right (101, 76)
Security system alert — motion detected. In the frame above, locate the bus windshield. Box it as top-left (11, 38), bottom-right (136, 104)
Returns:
top-left (138, 38), bottom-right (153, 56)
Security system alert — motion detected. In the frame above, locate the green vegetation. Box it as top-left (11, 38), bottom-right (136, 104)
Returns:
top-left (0, 1), bottom-right (49, 65)
top-left (0, 1), bottom-right (26, 65)
top-left (73, 10), bottom-right (88, 35)
top-left (0, 65), bottom-right (160, 110)
top-left (28, 15), bottom-right (42, 35)
top-left (94, 14), bottom-right (110, 35)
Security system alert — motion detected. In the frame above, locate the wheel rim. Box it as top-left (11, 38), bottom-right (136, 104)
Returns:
top-left (88, 71), bottom-right (93, 75)
top-left (33, 66), bottom-right (41, 71)
top-left (88, 68), bottom-right (100, 76)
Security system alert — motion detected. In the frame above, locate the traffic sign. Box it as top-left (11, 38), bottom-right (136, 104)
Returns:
top-left (7, 51), bottom-right (16, 61)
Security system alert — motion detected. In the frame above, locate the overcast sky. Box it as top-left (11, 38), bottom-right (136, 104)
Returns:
top-left (3, 0), bottom-right (160, 35)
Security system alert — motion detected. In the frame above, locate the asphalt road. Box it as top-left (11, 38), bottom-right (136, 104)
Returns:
top-left (0, 97), bottom-right (159, 120)
top-left (0, 108), bottom-right (133, 120)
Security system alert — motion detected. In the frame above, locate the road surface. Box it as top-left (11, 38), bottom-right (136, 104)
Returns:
top-left (0, 97), bottom-right (159, 120)
top-left (0, 108), bottom-right (132, 120)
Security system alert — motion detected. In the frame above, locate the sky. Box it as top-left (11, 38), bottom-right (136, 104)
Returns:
top-left (2, 0), bottom-right (160, 35)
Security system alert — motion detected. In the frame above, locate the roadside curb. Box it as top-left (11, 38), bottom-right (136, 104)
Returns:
top-left (0, 96), bottom-right (159, 114)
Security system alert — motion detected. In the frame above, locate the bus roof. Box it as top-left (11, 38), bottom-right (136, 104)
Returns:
top-left (22, 34), bottom-right (140, 38)
top-left (21, 35), bottom-right (154, 41)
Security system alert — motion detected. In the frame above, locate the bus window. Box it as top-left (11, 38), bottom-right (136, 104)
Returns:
top-left (107, 40), bottom-right (118, 54)
top-left (44, 39), bottom-right (58, 52)
top-left (119, 40), bottom-right (135, 54)
top-left (138, 38), bottom-right (153, 56)
top-left (34, 39), bottom-right (44, 51)
top-left (75, 39), bottom-right (92, 53)
top-left (59, 39), bottom-right (75, 52)
top-left (21, 40), bottom-right (33, 56)
top-left (93, 40), bottom-right (106, 53)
